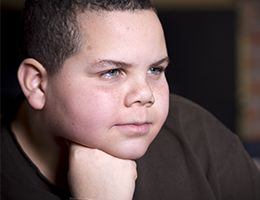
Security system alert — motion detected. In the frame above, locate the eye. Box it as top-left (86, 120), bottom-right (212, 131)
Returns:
top-left (100, 68), bottom-right (122, 79)
top-left (148, 66), bottom-right (165, 76)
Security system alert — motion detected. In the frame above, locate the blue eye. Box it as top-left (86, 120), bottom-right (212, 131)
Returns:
top-left (148, 67), bottom-right (165, 75)
top-left (101, 69), bottom-right (121, 79)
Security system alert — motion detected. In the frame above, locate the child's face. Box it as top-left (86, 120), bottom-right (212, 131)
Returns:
top-left (45, 10), bottom-right (169, 159)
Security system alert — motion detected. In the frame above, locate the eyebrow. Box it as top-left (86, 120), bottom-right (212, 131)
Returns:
top-left (150, 57), bottom-right (170, 68)
top-left (92, 56), bottom-right (170, 69)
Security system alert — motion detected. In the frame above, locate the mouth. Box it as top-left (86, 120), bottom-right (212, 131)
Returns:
top-left (114, 122), bottom-right (152, 136)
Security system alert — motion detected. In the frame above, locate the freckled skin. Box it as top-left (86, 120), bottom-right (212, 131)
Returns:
top-left (44, 10), bottom-right (169, 160)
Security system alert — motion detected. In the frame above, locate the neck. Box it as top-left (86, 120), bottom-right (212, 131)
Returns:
top-left (11, 101), bottom-right (69, 189)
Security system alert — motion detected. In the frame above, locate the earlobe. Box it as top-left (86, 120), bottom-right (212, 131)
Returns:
top-left (18, 58), bottom-right (48, 110)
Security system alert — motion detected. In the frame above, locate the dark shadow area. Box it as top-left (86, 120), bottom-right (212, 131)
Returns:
top-left (1, 9), bottom-right (24, 115)
top-left (159, 10), bottom-right (237, 133)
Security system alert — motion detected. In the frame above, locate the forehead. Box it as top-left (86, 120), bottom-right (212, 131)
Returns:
top-left (77, 9), bottom-right (161, 29)
top-left (75, 10), bottom-right (167, 64)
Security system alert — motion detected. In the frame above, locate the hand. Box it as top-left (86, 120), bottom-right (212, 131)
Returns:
top-left (68, 144), bottom-right (137, 200)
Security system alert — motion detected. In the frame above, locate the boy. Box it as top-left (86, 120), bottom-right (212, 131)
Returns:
top-left (1, 0), bottom-right (259, 199)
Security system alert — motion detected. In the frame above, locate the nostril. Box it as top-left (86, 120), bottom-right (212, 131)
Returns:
top-left (146, 95), bottom-right (155, 107)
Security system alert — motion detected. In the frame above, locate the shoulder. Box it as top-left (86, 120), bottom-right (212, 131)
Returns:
top-left (165, 94), bottom-right (237, 154)
top-left (161, 94), bottom-right (259, 174)
top-left (167, 94), bottom-right (233, 137)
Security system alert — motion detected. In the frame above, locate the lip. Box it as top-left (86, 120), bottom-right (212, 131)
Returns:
top-left (115, 122), bottom-right (151, 136)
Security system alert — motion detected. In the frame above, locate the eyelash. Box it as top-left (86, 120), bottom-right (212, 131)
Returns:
top-left (100, 66), bottom-right (166, 80)
top-left (148, 66), bottom-right (166, 75)
top-left (100, 68), bottom-right (123, 79)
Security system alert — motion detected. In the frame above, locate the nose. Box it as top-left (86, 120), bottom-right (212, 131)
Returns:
top-left (125, 78), bottom-right (155, 107)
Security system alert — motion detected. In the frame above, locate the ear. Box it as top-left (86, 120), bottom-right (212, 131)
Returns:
top-left (18, 58), bottom-right (48, 110)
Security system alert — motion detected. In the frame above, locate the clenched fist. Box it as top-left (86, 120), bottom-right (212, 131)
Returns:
top-left (68, 144), bottom-right (137, 200)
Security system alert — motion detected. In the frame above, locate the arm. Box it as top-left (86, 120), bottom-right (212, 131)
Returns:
top-left (68, 144), bottom-right (137, 200)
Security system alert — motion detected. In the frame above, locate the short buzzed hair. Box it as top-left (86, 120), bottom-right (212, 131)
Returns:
top-left (22, 0), bottom-right (155, 74)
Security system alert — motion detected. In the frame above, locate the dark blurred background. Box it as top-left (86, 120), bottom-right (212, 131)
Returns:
top-left (1, 0), bottom-right (259, 161)
top-left (160, 10), bottom-right (236, 132)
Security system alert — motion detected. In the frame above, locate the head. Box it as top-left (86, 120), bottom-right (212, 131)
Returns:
top-left (18, 0), bottom-right (169, 159)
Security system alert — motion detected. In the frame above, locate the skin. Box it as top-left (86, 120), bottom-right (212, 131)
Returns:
top-left (68, 144), bottom-right (138, 200)
top-left (14, 9), bottom-right (169, 199)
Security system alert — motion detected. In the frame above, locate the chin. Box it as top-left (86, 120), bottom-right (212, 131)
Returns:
top-left (110, 144), bottom-right (150, 160)
top-left (116, 151), bottom-right (146, 160)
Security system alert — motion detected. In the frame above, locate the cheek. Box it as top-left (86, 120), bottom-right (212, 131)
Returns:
top-left (47, 85), bottom-right (119, 146)
top-left (154, 80), bottom-right (170, 119)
